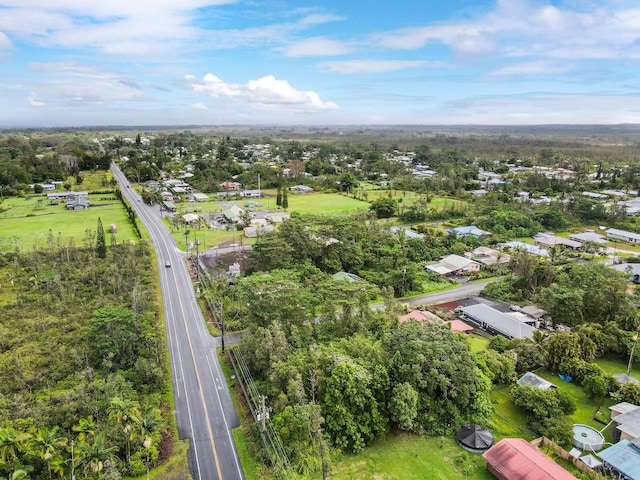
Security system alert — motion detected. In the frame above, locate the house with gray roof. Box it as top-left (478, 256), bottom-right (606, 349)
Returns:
top-left (426, 254), bottom-right (481, 276)
top-left (607, 228), bottom-right (640, 245)
top-left (458, 304), bottom-right (535, 339)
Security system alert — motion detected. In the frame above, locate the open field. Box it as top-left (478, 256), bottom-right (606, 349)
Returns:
top-left (330, 432), bottom-right (494, 480)
top-left (0, 194), bottom-right (138, 251)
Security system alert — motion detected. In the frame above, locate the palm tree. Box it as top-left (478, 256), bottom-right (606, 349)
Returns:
top-left (107, 397), bottom-right (140, 464)
top-left (72, 416), bottom-right (96, 443)
top-left (0, 426), bottom-right (31, 466)
top-left (135, 408), bottom-right (164, 480)
top-left (77, 432), bottom-right (118, 480)
top-left (32, 426), bottom-right (67, 480)
top-left (0, 468), bottom-right (31, 480)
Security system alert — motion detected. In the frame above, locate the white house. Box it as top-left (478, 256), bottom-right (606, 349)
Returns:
top-left (426, 254), bottom-right (481, 276)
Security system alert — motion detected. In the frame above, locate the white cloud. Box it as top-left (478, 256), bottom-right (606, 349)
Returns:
top-left (0, 32), bottom-right (12, 49)
top-left (0, 1), bottom-right (234, 57)
top-left (190, 102), bottom-right (207, 110)
top-left (281, 37), bottom-right (352, 57)
top-left (186, 73), bottom-right (338, 111)
top-left (28, 93), bottom-right (45, 107)
top-left (486, 60), bottom-right (574, 78)
top-left (372, 1), bottom-right (640, 61)
top-left (318, 59), bottom-right (438, 74)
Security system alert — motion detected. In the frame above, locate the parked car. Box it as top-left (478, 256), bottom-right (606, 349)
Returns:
top-left (509, 305), bottom-right (521, 312)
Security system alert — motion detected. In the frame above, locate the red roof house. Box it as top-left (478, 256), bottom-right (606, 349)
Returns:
top-left (399, 310), bottom-right (444, 324)
top-left (449, 319), bottom-right (473, 333)
top-left (483, 438), bottom-right (577, 480)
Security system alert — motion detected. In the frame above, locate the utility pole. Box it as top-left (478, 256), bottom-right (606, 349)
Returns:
top-left (195, 235), bottom-right (200, 280)
top-left (71, 440), bottom-right (76, 480)
top-left (220, 301), bottom-right (225, 353)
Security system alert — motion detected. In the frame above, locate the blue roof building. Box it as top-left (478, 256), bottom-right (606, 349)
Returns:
top-left (598, 439), bottom-right (640, 479)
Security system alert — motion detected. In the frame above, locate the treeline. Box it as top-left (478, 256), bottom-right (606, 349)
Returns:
top-left (234, 266), bottom-right (492, 476)
top-left (0, 241), bottom-right (171, 479)
top-left (246, 213), bottom-right (458, 297)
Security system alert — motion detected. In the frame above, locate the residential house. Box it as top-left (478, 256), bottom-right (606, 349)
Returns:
top-left (182, 213), bottom-right (199, 224)
top-left (609, 402), bottom-right (639, 420)
top-left (447, 225), bottom-right (492, 238)
top-left (503, 241), bottom-right (549, 257)
top-left (607, 228), bottom-right (640, 245)
top-left (426, 254), bottom-right (481, 276)
top-left (568, 230), bottom-right (608, 244)
top-left (220, 181), bottom-right (242, 191)
top-left (483, 438), bottom-right (577, 480)
top-left (243, 224), bottom-right (275, 238)
top-left (610, 405), bottom-right (640, 441)
top-left (47, 191), bottom-right (88, 201)
top-left (289, 185), bottom-right (314, 193)
top-left (533, 234), bottom-right (582, 251)
top-left (241, 190), bottom-right (261, 198)
top-left (399, 310), bottom-right (473, 334)
top-left (161, 201), bottom-right (176, 212)
top-left (612, 263), bottom-right (640, 283)
top-left (66, 198), bottom-right (90, 210)
top-left (223, 205), bottom-right (244, 223)
top-left (192, 193), bottom-right (209, 202)
top-left (471, 246), bottom-right (510, 266)
top-left (458, 304), bottom-right (535, 339)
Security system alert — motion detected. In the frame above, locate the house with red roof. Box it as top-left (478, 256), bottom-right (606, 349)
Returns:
top-left (483, 438), bottom-right (577, 480)
top-left (399, 310), bottom-right (473, 334)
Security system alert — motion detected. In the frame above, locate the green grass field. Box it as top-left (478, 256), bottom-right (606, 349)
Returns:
top-left (0, 194), bottom-right (139, 251)
top-left (330, 432), bottom-right (494, 480)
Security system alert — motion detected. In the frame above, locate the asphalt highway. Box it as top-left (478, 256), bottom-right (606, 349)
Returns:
top-left (111, 164), bottom-right (243, 480)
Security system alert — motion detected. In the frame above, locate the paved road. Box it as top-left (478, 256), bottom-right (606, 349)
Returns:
top-left (402, 280), bottom-right (493, 307)
top-left (372, 280), bottom-right (494, 310)
top-left (111, 165), bottom-right (243, 480)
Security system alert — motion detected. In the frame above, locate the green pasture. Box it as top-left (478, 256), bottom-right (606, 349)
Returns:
top-left (161, 218), bottom-right (252, 251)
top-left (0, 194), bottom-right (138, 251)
top-left (330, 432), bottom-right (493, 480)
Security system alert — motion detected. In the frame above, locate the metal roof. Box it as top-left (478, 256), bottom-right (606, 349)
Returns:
top-left (460, 304), bottom-right (535, 339)
top-left (599, 440), bottom-right (640, 479)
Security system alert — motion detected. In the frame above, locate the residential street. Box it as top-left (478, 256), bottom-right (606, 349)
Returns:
top-left (111, 165), bottom-right (243, 480)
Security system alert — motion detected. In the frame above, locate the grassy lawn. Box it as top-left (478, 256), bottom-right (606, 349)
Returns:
top-left (329, 433), bottom-right (493, 480)
top-left (466, 333), bottom-right (491, 352)
top-left (0, 194), bottom-right (139, 252)
top-left (161, 219), bottom-right (252, 251)
top-left (284, 192), bottom-right (369, 215)
top-left (596, 357), bottom-right (640, 378)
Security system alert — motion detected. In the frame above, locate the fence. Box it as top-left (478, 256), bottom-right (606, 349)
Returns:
top-left (530, 437), bottom-right (606, 478)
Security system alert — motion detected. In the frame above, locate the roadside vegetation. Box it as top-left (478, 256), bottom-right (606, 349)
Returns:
top-left (5, 127), bottom-right (640, 479)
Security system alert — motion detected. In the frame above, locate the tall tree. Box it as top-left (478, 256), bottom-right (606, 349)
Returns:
top-left (96, 217), bottom-right (106, 259)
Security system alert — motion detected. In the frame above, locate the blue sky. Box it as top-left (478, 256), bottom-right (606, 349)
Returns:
top-left (1, 0), bottom-right (640, 127)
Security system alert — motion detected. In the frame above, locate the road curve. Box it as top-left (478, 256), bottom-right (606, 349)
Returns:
top-left (111, 164), bottom-right (243, 480)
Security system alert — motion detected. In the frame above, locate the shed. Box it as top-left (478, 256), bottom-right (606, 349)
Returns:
top-left (482, 438), bottom-right (578, 480)
top-left (456, 424), bottom-right (494, 453)
top-left (517, 372), bottom-right (557, 390)
top-left (332, 272), bottom-right (362, 283)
